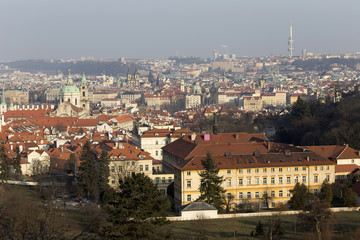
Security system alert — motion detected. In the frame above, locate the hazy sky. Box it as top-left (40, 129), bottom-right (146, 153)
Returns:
top-left (1, 0), bottom-right (360, 60)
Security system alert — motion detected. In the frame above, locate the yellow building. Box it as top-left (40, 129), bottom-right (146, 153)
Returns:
top-left (93, 141), bottom-right (173, 193)
top-left (290, 94), bottom-right (303, 105)
top-left (243, 96), bottom-right (262, 111)
top-left (4, 90), bottom-right (29, 105)
top-left (261, 93), bottom-right (276, 107)
top-left (162, 133), bottom-right (336, 210)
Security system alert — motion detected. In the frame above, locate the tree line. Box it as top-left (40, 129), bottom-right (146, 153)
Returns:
top-left (0, 141), bottom-right (170, 239)
top-left (254, 91), bottom-right (360, 149)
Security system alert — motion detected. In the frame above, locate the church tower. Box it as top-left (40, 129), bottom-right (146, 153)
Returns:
top-left (180, 79), bottom-right (185, 92)
top-left (0, 86), bottom-right (7, 115)
top-left (127, 67), bottom-right (132, 87)
top-left (80, 73), bottom-right (90, 112)
top-left (134, 67), bottom-right (140, 86)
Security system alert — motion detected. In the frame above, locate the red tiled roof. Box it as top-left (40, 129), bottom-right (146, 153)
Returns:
top-left (335, 164), bottom-right (359, 173)
top-left (113, 115), bottom-right (133, 123)
top-left (74, 119), bottom-right (100, 127)
top-left (3, 109), bottom-right (52, 120)
top-left (306, 145), bottom-right (360, 160)
top-left (177, 152), bottom-right (334, 171)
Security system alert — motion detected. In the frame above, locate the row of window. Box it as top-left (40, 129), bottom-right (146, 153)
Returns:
top-left (186, 188), bottom-right (321, 202)
top-left (155, 177), bottom-right (172, 184)
top-left (239, 190), bottom-right (290, 199)
top-left (111, 164), bottom-right (149, 173)
top-left (236, 166), bottom-right (330, 174)
top-left (154, 140), bottom-right (168, 145)
top-left (186, 166), bottom-right (331, 176)
top-left (186, 174), bottom-right (330, 188)
top-left (237, 175), bottom-right (330, 186)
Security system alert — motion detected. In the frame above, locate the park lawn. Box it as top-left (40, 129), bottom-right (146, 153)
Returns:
top-left (163, 211), bottom-right (360, 240)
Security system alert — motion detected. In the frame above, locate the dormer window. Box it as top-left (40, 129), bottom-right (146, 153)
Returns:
top-left (155, 133), bottom-right (158, 136)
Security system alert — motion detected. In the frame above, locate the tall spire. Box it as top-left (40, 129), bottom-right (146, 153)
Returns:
top-left (67, 69), bottom-right (73, 85)
top-left (1, 85), bottom-right (5, 106)
top-left (288, 23), bottom-right (294, 58)
top-left (81, 73), bottom-right (87, 86)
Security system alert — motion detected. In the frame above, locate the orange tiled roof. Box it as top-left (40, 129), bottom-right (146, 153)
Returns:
top-left (177, 151), bottom-right (334, 171)
top-left (335, 164), bottom-right (359, 173)
top-left (306, 145), bottom-right (360, 160)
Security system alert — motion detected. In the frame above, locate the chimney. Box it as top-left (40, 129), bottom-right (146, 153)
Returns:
top-left (235, 134), bottom-right (239, 140)
top-left (306, 156), bottom-right (310, 161)
top-left (267, 141), bottom-right (271, 151)
top-left (191, 133), bottom-right (196, 141)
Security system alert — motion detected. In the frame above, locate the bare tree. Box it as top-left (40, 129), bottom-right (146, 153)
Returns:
top-left (298, 199), bottom-right (335, 240)
top-left (263, 214), bottom-right (284, 240)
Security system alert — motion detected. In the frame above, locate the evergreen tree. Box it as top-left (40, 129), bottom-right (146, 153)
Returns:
top-left (319, 181), bottom-right (333, 205)
top-left (289, 183), bottom-right (308, 210)
top-left (0, 145), bottom-right (10, 183)
top-left (78, 142), bottom-right (99, 200)
top-left (342, 188), bottom-right (358, 207)
top-left (102, 173), bottom-right (170, 239)
top-left (290, 97), bottom-right (311, 119)
top-left (67, 153), bottom-right (77, 175)
top-left (98, 150), bottom-right (112, 203)
top-left (13, 146), bottom-right (22, 179)
top-left (198, 152), bottom-right (225, 210)
top-left (255, 220), bottom-right (264, 236)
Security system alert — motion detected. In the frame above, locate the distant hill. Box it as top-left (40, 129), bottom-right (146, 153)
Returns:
top-left (1, 59), bottom-right (143, 75)
top-left (291, 58), bottom-right (360, 71)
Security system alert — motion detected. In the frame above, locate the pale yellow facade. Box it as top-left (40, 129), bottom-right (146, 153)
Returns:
top-left (243, 97), bottom-right (262, 111)
top-left (261, 95), bottom-right (276, 107)
top-left (175, 164), bottom-right (335, 209)
top-left (108, 158), bottom-right (153, 187)
top-left (185, 94), bottom-right (202, 109)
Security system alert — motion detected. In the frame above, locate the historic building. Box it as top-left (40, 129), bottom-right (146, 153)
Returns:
top-left (126, 68), bottom-right (140, 87)
top-left (162, 132), bottom-right (336, 210)
top-left (132, 128), bottom-right (193, 160)
top-left (206, 82), bottom-right (218, 106)
top-left (51, 72), bottom-right (90, 118)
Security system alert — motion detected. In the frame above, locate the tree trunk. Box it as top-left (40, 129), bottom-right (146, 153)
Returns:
top-left (316, 221), bottom-right (321, 240)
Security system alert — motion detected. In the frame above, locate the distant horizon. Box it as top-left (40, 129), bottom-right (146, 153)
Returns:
top-left (2, 50), bottom-right (360, 63)
top-left (1, 0), bottom-right (359, 61)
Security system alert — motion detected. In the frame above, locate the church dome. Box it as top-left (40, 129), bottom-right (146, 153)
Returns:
top-left (60, 85), bottom-right (80, 93)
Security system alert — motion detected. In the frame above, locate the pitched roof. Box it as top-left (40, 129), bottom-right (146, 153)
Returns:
top-left (335, 164), bottom-right (359, 173)
top-left (162, 133), bottom-right (268, 160)
top-left (178, 151), bottom-right (334, 171)
top-left (3, 109), bottom-right (52, 120)
top-left (181, 202), bottom-right (217, 211)
top-left (307, 145), bottom-right (360, 160)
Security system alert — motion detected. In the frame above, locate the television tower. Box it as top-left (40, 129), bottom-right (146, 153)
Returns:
top-left (288, 24), bottom-right (294, 58)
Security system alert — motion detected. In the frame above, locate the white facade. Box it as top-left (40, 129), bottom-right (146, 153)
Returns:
top-left (185, 94), bottom-right (202, 109)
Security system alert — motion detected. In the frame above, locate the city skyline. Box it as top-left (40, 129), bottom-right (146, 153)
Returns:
top-left (1, 0), bottom-right (360, 60)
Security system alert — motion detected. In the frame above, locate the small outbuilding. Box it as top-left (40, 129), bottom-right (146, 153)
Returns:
top-left (180, 202), bottom-right (218, 220)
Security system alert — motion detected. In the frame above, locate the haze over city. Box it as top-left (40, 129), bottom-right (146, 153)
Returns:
top-left (1, 0), bottom-right (360, 60)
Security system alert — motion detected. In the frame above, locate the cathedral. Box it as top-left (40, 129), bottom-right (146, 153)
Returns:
top-left (52, 71), bottom-right (90, 118)
top-left (126, 68), bottom-right (140, 87)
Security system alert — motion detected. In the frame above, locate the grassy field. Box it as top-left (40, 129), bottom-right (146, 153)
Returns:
top-left (3, 185), bottom-right (360, 239)
top-left (163, 211), bottom-right (360, 240)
